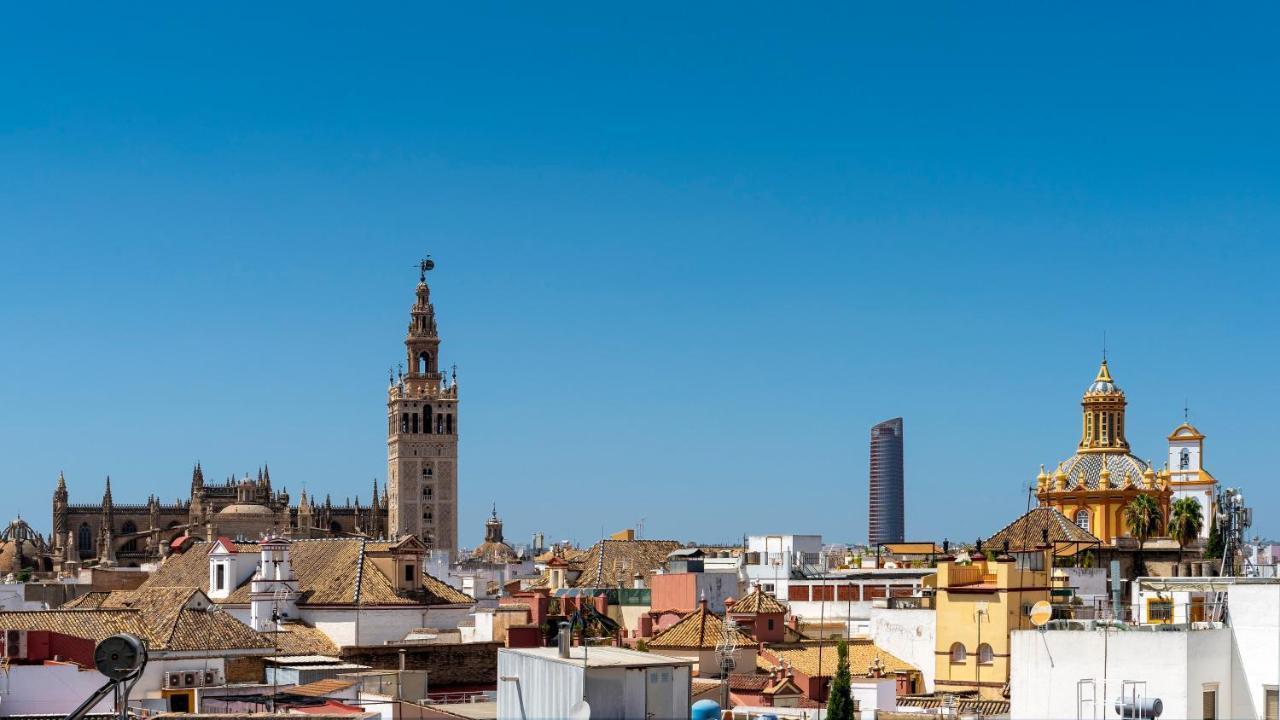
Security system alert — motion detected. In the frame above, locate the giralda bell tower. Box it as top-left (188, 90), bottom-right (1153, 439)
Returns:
top-left (387, 257), bottom-right (459, 557)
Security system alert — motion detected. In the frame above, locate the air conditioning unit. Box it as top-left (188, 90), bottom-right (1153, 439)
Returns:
top-left (3, 630), bottom-right (27, 660)
top-left (203, 669), bottom-right (222, 686)
top-left (165, 671), bottom-right (205, 688)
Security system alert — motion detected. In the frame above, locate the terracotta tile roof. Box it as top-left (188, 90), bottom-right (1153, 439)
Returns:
top-left (142, 539), bottom-right (471, 607)
top-left (727, 673), bottom-right (771, 691)
top-left (261, 623), bottom-right (341, 657)
top-left (986, 507), bottom-right (1101, 551)
top-left (898, 695), bottom-right (1010, 716)
top-left (574, 539), bottom-right (683, 588)
top-left (730, 586), bottom-right (787, 614)
top-left (164, 606), bottom-right (274, 651)
top-left (287, 678), bottom-right (358, 697)
top-left (648, 606), bottom-right (754, 650)
top-left (421, 572), bottom-right (473, 605)
top-left (62, 592), bottom-right (111, 609)
top-left (764, 640), bottom-right (915, 679)
top-left (0, 610), bottom-right (150, 643)
top-left (0, 590), bottom-right (272, 652)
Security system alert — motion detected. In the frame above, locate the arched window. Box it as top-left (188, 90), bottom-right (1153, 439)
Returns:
top-left (121, 520), bottom-right (138, 553)
top-left (436, 414), bottom-right (444, 434)
top-left (949, 642), bottom-right (966, 663)
top-left (446, 414), bottom-right (453, 434)
top-left (1074, 510), bottom-right (1091, 532)
top-left (78, 523), bottom-right (93, 553)
top-left (422, 486), bottom-right (433, 499)
top-left (424, 405), bottom-right (433, 434)
top-left (411, 412), bottom-right (419, 433)
top-left (329, 521), bottom-right (343, 535)
top-left (418, 352), bottom-right (430, 374)
top-left (978, 643), bottom-right (994, 665)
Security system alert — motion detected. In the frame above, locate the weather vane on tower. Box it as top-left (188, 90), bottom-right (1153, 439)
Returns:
top-left (418, 255), bottom-right (435, 282)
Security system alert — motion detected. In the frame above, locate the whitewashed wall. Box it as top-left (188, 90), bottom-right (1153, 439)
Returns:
top-left (869, 607), bottom-right (935, 691)
top-left (1010, 628), bottom-right (1232, 720)
top-left (0, 663), bottom-right (113, 715)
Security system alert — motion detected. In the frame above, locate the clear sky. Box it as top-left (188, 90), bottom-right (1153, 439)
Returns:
top-left (2, 5), bottom-right (1278, 548)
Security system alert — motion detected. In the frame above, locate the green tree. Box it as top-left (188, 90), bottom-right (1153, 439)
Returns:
top-left (1169, 497), bottom-right (1205, 562)
top-left (1205, 511), bottom-right (1223, 560)
top-left (1123, 494), bottom-right (1164, 575)
top-left (826, 639), bottom-right (853, 720)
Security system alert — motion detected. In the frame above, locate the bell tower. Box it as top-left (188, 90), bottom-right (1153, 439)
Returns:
top-left (387, 257), bottom-right (459, 558)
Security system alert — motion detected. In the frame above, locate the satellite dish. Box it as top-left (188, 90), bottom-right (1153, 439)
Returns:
top-left (1029, 600), bottom-right (1053, 627)
top-left (94, 633), bottom-right (147, 680)
top-left (568, 700), bottom-right (591, 720)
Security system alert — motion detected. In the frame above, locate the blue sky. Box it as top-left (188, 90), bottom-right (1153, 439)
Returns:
top-left (2, 5), bottom-right (1278, 547)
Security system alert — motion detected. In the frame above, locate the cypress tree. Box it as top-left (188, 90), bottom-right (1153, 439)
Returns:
top-left (826, 638), bottom-right (853, 720)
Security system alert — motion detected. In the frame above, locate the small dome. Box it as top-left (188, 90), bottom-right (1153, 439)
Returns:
top-left (1055, 453), bottom-right (1150, 491)
top-left (1085, 361), bottom-right (1122, 395)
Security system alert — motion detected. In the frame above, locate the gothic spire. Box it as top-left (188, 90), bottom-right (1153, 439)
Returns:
top-left (192, 462), bottom-right (204, 491)
top-left (102, 476), bottom-right (113, 505)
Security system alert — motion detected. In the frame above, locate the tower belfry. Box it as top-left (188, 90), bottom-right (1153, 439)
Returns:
top-left (387, 257), bottom-right (459, 557)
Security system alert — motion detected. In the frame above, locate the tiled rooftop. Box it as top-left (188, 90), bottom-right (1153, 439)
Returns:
top-left (648, 606), bottom-right (755, 650)
top-left (141, 539), bottom-right (471, 607)
top-left (730, 586), bottom-right (788, 614)
top-left (762, 640), bottom-right (914, 679)
top-left (573, 539), bottom-right (683, 588)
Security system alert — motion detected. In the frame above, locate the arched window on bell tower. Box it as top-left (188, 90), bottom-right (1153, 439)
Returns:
top-left (418, 351), bottom-right (430, 375)
top-left (424, 405), bottom-right (433, 434)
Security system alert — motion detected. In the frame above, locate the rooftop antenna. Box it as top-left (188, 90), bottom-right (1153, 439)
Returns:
top-left (1102, 331), bottom-right (1108, 363)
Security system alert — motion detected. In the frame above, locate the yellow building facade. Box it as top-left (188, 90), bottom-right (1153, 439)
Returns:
top-left (933, 551), bottom-right (1051, 699)
top-left (1034, 361), bottom-right (1185, 545)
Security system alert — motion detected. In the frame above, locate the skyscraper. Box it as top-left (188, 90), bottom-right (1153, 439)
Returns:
top-left (869, 417), bottom-right (905, 546)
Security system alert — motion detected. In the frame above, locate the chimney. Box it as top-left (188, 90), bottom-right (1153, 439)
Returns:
top-left (633, 572), bottom-right (645, 590)
top-left (724, 597), bottom-right (736, 612)
top-left (558, 621), bottom-right (571, 658)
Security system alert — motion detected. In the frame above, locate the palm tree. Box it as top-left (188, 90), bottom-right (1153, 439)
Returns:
top-left (1123, 494), bottom-right (1164, 575)
top-left (1169, 497), bottom-right (1205, 562)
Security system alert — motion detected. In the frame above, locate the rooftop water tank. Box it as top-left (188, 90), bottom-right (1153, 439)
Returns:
top-left (691, 699), bottom-right (721, 720)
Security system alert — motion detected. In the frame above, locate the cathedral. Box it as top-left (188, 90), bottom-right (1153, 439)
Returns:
top-left (48, 259), bottom-right (461, 566)
top-left (1035, 360), bottom-right (1218, 545)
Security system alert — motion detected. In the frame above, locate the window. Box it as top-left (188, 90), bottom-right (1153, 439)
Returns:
top-left (788, 585), bottom-right (810, 602)
top-left (1203, 687), bottom-right (1217, 720)
top-left (949, 643), bottom-right (966, 663)
top-left (423, 510), bottom-right (433, 521)
top-left (1074, 510), bottom-right (1090, 532)
top-left (411, 413), bottom-right (419, 433)
top-left (424, 405), bottom-right (433, 434)
top-left (1147, 598), bottom-right (1174, 624)
top-left (78, 523), bottom-right (93, 552)
top-left (121, 520), bottom-right (138, 553)
top-left (812, 585), bottom-right (834, 602)
top-left (837, 585), bottom-right (859, 601)
top-left (215, 563), bottom-right (226, 591)
top-left (418, 352), bottom-right (430, 375)
top-left (446, 414), bottom-right (454, 434)
top-left (404, 564), bottom-right (416, 582)
top-left (977, 643), bottom-right (994, 665)
top-left (762, 584), bottom-right (774, 593)
top-left (767, 619), bottom-right (775, 631)
top-left (422, 486), bottom-right (433, 499)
